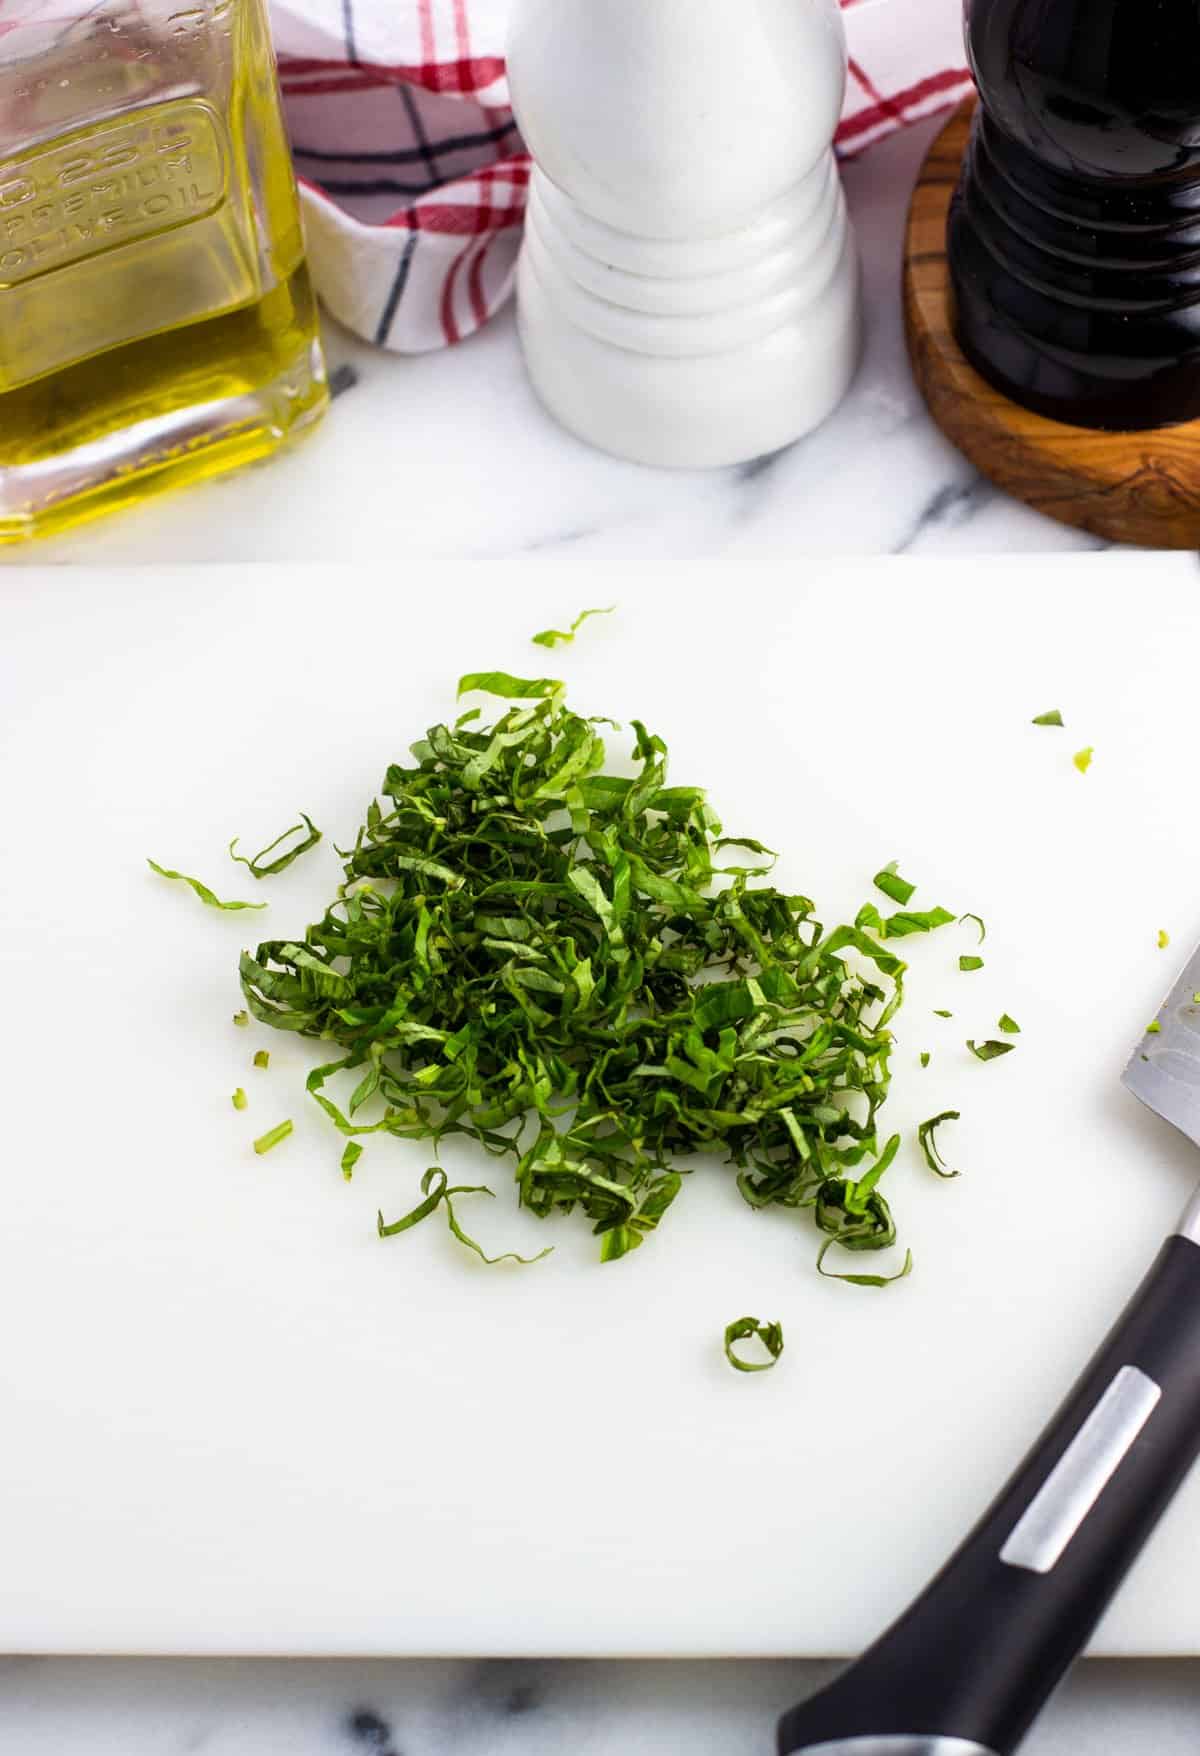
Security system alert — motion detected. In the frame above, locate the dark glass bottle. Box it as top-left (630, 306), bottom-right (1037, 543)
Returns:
top-left (948, 0), bottom-right (1200, 430)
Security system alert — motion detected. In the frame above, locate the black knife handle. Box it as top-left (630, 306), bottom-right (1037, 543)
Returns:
top-left (777, 1231), bottom-right (1200, 1756)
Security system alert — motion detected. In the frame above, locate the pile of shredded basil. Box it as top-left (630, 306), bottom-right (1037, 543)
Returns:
top-left (239, 672), bottom-right (942, 1278)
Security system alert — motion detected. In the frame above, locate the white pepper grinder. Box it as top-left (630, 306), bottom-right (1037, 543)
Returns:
top-left (506, 0), bottom-right (862, 469)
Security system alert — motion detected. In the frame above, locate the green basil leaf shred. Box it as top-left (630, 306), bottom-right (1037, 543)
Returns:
top-left (531, 607), bottom-right (615, 649)
top-left (148, 859), bottom-right (266, 912)
top-left (723, 1316), bottom-right (784, 1372)
top-left (881, 907), bottom-right (955, 940)
top-left (377, 1167), bottom-right (551, 1265)
top-left (873, 862), bottom-right (916, 906)
top-left (229, 814), bottom-right (322, 878)
top-left (918, 1110), bottom-right (961, 1178)
top-left (817, 1241), bottom-right (913, 1287)
top-left (253, 1119), bottom-right (293, 1154)
top-left (457, 671), bottom-right (564, 702)
top-left (967, 1040), bottom-right (1015, 1061)
top-left (1032, 710), bottom-right (1064, 727)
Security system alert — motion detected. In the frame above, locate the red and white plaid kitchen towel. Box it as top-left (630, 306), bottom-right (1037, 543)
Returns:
top-left (274, 0), bottom-right (969, 355)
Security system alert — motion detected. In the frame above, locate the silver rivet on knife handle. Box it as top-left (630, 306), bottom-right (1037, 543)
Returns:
top-left (998, 1365), bottom-right (1161, 1574)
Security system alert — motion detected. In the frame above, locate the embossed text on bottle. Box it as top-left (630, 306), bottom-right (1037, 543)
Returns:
top-left (0, 100), bottom-right (226, 288)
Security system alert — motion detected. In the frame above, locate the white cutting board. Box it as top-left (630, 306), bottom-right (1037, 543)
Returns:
top-left (5, 555), bottom-right (1200, 1658)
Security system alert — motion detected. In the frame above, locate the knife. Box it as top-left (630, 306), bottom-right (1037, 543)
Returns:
top-left (777, 942), bottom-right (1200, 1756)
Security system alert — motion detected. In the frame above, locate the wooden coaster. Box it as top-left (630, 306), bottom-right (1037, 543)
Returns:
top-left (904, 101), bottom-right (1200, 550)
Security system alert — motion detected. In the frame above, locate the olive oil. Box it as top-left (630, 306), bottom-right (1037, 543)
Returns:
top-left (0, 0), bottom-right (328, 542)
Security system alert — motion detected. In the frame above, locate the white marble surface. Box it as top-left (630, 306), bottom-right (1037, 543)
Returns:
top-left (1, 106), bottom-right (1184, 1756)
top-left (3, 117), bottom-right (1107, 568)
top-left (1, 1657), bottom-right (1198, 1752)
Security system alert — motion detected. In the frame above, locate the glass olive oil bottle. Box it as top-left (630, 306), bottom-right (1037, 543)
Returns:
top-left (0, 0), bottom-right (328, 542)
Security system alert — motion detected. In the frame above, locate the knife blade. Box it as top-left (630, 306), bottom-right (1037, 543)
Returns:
top-left (1124, 942), bottom-right (1200, 1161)
top-left (777, 943), bottom-right (1200, 1756)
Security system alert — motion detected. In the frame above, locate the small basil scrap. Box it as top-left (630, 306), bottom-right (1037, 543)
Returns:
top-left (998, 1013), bottom-right (1020, 1034)
top-left (1159, 930), bottom-right (1171, 951)
top-left (918, 1110), bottom-right (961, 1179)
top-left (920, 1052), bottom-right (931, 1068)
top-left (1073, 747), bottom-right (1094, 774)
top-left (818, 1243), bottom-right (913, 1287)
top-left (253, 1049), bottom-right (270, 1069)
top-left (1032, 710), bottom-right (1064, 727)
top-left (233, 1010), bottom-right (249, 1028)
top-left (959, 955), bottom-right (984, 973)
top-left (229, 813), bottom-right (322, 879)
top-left (254, 1119), bottom-right (293, 1154)
top-left (232, 1088), bottom-right (248, 1111)
top-left (341, 1142), bottom-right (363, 1182)
top-left (933, 1009), bottom-right (953, 1019)
top-left (959, 913), bottom-right (986, 944)
top-left (882, 906), bottom-right (956, 940)
top-left (531, 606), bottom-right (615, 649)
top-left (873, 862), bottom-right (916, 907)
top-left (377, 1167), bottom-right (552, 1266)
top-left (457, 670), bottom-right (563, 701)
top-left (723, 1316), bottom-right (784, 1373)
top-left (148, 859), bottom-right (266, 912)
top-left (967, 1039), bottom-right (1015, 1061)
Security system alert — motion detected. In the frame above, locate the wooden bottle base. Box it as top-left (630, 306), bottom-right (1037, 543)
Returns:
top-left (904, 102), bottom-right (1200, 550)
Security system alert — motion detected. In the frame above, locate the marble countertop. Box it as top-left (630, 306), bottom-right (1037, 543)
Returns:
top-left (3, 109), bottom-right (1183, 1756)
top-left (6, 117), bottom-right (1106, 569)
top-left (1, 1656), bottom-right (1197, 1752)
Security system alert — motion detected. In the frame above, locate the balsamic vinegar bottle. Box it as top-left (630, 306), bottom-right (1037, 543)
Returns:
top-left (948, 0), bottom-right (1200, 431)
